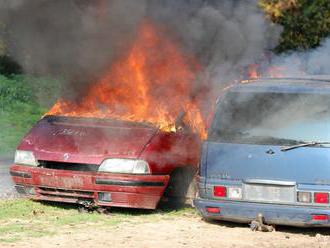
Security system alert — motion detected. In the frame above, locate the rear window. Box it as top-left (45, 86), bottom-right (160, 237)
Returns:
top-left (209, 91), bottom-right (330, 145)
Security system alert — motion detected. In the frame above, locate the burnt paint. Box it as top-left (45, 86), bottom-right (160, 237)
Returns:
top-left (11, 116), bottom-right (201, 209)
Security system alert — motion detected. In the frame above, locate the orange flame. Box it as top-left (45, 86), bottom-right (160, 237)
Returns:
top-left (248, 64), bottom-right (260, 79)
top-left (248, 64), bottom-right (285, 79)
top-left (48, 21), bottom-right (207, 139)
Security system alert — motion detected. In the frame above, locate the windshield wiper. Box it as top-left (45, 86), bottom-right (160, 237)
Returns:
top-left (281, 141), bottom-right (330, 152)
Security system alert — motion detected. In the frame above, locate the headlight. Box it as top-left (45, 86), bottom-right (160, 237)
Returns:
top-left (14, 150), bottom-right (38, 166)
top-left (98, 159), bottom-right (150, 174)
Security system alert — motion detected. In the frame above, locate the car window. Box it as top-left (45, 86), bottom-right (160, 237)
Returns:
top-left (209, 91), bottom-right (330, 145)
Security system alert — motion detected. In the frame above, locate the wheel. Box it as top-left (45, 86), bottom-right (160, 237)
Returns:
top-left (164, 166), bottom-right (197, 207)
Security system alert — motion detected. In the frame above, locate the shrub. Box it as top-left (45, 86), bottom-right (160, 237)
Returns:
top-left (260, 0), bottom-right (330, 52)
top-left (0, 55), bottom-right (22, 76)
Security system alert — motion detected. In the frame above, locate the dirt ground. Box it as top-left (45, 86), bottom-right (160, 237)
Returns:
top-left (0, 157), bottom-right (18, 199)
top-left (1, 159), bottom-right (330, 248)
top-left (2, 214), bottom-right (330, 248)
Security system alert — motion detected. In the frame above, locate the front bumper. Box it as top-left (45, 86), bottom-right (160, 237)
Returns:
top-left (194, 198), bottom-right (330, 227)
top-left (11, 164), bottom-right (169, 209)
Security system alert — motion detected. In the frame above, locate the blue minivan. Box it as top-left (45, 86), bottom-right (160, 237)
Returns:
top-left (194, 77), bottom-right (330, 227)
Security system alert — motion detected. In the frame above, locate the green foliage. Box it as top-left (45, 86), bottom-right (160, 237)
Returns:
top-left (0, 21), bottom-right (6, 56)
top-left (0, 75), bottom-right (33, 110)
top-left (0, 199), bottom-right (115, 243)
top-left (0, 55), bottom-right (22, 76)
top-left (0, 199), bottom-right (196, 243)
top-left (260, 0), bottom-right (330, 52)
top-left (0, 74), bottom-right (61, 155)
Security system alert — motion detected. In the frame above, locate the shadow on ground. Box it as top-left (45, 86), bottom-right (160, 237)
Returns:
top-left (38, 199), bottom-right (330, 238)
top-left (204, 218), bottom-right (330, 237)
top-left (38, 198), bottom-right (193, 217)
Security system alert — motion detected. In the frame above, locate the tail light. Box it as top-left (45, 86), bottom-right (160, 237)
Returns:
top-left (297, 191), bottom-right (330, 205)
top-left (214, 186), bottom-right (227, 197)
top-left (314, 192), bottom-right (329, 204)
top-left (214, 186), bottom-right (243, 199)
top-left (206, 207), bottom-right (221, 214)
top-left (228, 187), bottom-right (242, 199)
top-left (312, 214), bottom-right (329, 221)
top-left (297, 192), bottom-right (312, 203)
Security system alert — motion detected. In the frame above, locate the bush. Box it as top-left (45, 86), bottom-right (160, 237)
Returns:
top-left (0, 74), bottom-right (61, 156)
top-left (260, 0), bottom-right (330, 52)
top-left (0, 55), bottom-right (22, 76)
top-left (0, 74), bottom-right (61, 110)
top-left (0, 75), bottom-right (34, 111)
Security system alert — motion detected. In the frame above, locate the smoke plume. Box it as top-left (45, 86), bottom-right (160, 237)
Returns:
top-left (0, 0), bottom-right (281, 102)
top-left (269, 37), bottom-right (330, 76)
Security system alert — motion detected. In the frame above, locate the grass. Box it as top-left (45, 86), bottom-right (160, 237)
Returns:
top-left (0, 104), bottom-right (47, 156)
top-left (0, 199), bottom-right (197, 243)
top-left (0, 73), bottom-right (199, 243)
top-left (0, 74), bottom-right (61, 156)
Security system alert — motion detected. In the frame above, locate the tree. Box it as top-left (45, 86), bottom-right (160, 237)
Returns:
top-left (260, 0), bottom-right (330, 53)
top-left (0, 22), bottom-right (22, 76)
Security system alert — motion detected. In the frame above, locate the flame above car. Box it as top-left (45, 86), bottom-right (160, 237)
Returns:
top-left (47, 21), bottom-right (207, 139)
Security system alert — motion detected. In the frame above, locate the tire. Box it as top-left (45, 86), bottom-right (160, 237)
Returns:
top-left (164, 166), bottom-right (197, 207)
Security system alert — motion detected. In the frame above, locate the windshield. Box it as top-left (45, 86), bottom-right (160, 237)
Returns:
top-left (209, 91), bottom-right (330, 145)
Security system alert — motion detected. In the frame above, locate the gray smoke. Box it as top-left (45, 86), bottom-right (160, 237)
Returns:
top-left (0, 0), bottom-right (281, 103)
top-left (150, 1), bottom-right (280, 82)
top-left (1, 0), bottom-right (147, 99)
top-left (269, 37), bottom-right (330, 76)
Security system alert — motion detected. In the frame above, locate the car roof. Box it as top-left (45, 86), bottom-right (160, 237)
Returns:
top-left (229, 76), bottom-right (330, 94)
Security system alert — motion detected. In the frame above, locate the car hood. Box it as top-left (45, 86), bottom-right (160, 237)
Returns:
top-left (18, 116), bottom-right (159, 165)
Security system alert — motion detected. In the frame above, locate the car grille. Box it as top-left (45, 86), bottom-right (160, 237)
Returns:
top-left (37, 187), bottom-right (94, 201)
top-left (38, 161), bottom-right (99, 172)
top-left (243, 183), bottom-right (295, 203)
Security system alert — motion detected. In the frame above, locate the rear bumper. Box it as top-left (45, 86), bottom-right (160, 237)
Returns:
top-left (194, 198), bottom-right (330, 227)
top-left (10, 164), bottom-right (169, 209)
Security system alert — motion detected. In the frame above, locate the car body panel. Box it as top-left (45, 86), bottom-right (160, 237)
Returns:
top-left (140, 130), bottom-right (201, 174)
top-left (204, 142), bottom-right (330, 184)
top-left (11, 116), bottom-right (201, 209)
top-left (12, 164), bottom-right (169, 209)
top-left (195, 198), bottom-right (330, 227)
top-left (195, 78), bottom-right (330, 226)
top-left (19, 116), bottom-right (158, 164)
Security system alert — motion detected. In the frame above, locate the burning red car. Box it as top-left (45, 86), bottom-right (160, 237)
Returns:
top-left (10, 22), bottom-right (206, 210)
top-left (10, 115), bottom-right (200, 209)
